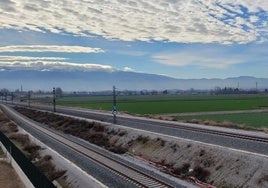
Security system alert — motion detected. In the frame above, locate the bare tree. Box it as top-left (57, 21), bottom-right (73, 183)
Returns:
top-left (55, 87), bottom-right (63, 98)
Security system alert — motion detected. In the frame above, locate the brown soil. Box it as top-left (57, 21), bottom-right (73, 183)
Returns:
top-left (0, 161), bottom-right (25, 188)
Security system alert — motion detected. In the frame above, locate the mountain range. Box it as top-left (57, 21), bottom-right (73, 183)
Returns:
top-left (0, 69), bottom-right (267, 91)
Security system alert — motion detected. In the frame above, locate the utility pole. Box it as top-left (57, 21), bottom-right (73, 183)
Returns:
top-left (20, 85), bottom-right (23, 102)
top-left (256, 82), bottom-right (258, 91)
top-left (11, 92), bottom-right (14, 104)
top-left (5, 93), bottom-right (7, 104)
top-left (28, 91), bottom-right (31, 107)
top-left (53, 87), bottom-right (56, 112)
top-left (112, 86), bottom-right (117, 124)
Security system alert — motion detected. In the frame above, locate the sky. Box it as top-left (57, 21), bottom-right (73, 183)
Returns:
top-left (0, 0), bottom-right (268, 79)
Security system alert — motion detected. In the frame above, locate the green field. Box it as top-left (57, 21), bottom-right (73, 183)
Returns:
top-left (177, 112), bottom-right (268, 129)
top-left (55, 94), bottom-right (268, 115)
top-left (37, 94), bottom-right (268, 129)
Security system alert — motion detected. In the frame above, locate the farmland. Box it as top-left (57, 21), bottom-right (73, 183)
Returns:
top-left (55, 94), bottom-right (268, 115)
top-left (51, 94), bottom-right (268, 129)
top-left (176, 112), bottom-right (268, 129)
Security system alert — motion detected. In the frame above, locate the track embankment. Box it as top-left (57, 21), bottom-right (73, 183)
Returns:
top-left (10, 106), bottom-right (268, 188)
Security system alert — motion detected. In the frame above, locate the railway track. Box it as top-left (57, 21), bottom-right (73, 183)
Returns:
top-left (14, 101), bottom-right (268, 144)
top-left (7, 102), bottom-right (268, 156)
top-left (168, 124), bottom-right (268, 143)
top-left (119, 118), bottom-right (268, 144)
top-left (0, 104), bottom-right (176, 188)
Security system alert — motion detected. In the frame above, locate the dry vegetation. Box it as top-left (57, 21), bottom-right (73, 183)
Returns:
top-left (185, 119), bottom-right (268, 134)
top-left (15, 107), bottom-right (129, 154)
top-left (0, 110), bottom-right (66, 182)
top-left (149, 114), bottom-right (268, 133)
top-left (185, 119), bottom-right (248, 129)
top-left (150, 114), bottom-right (250, 129)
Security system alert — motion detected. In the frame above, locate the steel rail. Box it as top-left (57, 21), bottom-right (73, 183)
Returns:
top-left (118, 117), bottom-right (268, 144)
top-left (1, 104), bottom-right (175, 188)
top-left (10, 102), bottom-right (268, 144)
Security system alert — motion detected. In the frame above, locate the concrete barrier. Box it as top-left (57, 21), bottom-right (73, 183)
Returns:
top-left (0, 142), bottom-right (34, 188)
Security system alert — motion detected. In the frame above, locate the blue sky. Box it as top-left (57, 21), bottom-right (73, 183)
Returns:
top-left (0, 0), bottom-right (268, 79)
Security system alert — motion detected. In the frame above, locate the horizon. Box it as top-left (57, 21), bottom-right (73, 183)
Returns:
top-left (0, 1), bottom-right (268, 83)
top-left (0, 70), bottom-right (267, 92)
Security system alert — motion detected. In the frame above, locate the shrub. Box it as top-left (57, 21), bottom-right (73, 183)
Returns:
top-left (257, 174), bottom-right (268, 185)
top-left (199, 149), bottom-right (205, 157)
top-left (171, 144), bottom-right (177, 152)
top-left (109, 146), bottom-right (128, 154)
top-left (62, 125), bottom-right (77, 135)
top-left (118, 131), bottom-right (127, 136)
top-left (221, 121), bottom-right (233, 127)
top-left (23, 143), bottom-right (41, 155)
top-left (215, 164), bottom-right (223, 171)
top-left (191, 165), bottom-right (210, 182)
top-left (173, 163), bottom-right (190, 175)
top-left (7, 122), bottom-right (19, 132)
top-left (9, 133), bottom-right (29, 145)
top-left (33, 154), bottom-right (66, 181)
top-left (136, 135), bottom-right (149, 144)
top-left (50, 169), bottom-right (67, 181)
top-left (107, 129), bottom-right (116, 135)
top-left (0, 122), bottom-right (18, 133)
top-left (90, 133), bottom-right (109, 147)
top-left (187, 119), bottom-right (200, 124)
top-left (0, 114), bottom-right (10, 122)
top-left (92, 124), bottom-right (105, 132)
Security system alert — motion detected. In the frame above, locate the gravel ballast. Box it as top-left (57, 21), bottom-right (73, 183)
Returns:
top-left (13, 107), bottom-right (268, 188)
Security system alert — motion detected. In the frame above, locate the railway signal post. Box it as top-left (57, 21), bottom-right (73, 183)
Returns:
top-left (11, 92), bottom-right (14, 104)
top-left (53, 87), bottom-right (56, 112)
top-left (5, 93), bottom-right (7, 104)
top-left (28, 91), bottom-right (31, 107)
top-left (112, 86), bottom-right (117, 124)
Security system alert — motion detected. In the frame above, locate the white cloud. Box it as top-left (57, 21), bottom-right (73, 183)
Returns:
top-left (0, 0), bottom-right (267, 44)
top-left (0, 61), bottom-right (114, 72)
top-left (153, 52), bottom-right (241, 68)
top-left (123, 67), bottom-right (134, 72)
top-left (112, 50), bottom-right (147, 57)
top-left (0, 45), bottom-right (104, 53)
top-left (0, 54), bottom-right (113, 73)
top-left (249, 16), bottom-right (259, 23)
top-left (152, 46), bottom-right (268, 68)
top-left (0, 55), bottom-right (67, 61)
